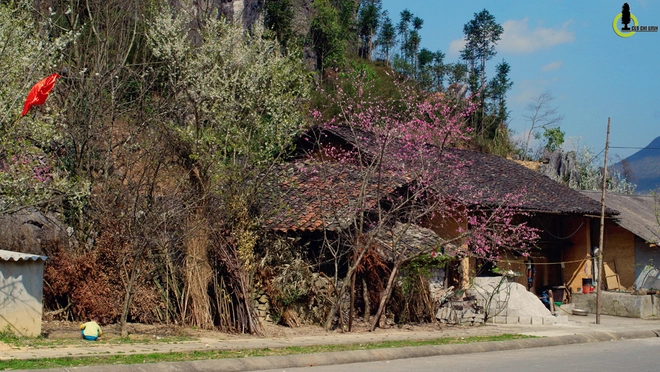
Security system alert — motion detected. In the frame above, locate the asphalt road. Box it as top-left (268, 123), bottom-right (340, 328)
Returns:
top-left (253, 338), bottom-right (660, 372)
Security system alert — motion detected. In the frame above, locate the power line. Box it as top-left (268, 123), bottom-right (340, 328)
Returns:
top-left (610, 146), bottom-right (660, 150)
top-left (584, 148), bottom-right (605, 165)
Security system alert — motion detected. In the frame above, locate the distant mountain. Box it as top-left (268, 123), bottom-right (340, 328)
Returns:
top-left (612, 136), bottom-right (660, 194)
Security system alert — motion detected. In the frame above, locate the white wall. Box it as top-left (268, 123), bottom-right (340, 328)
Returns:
top-left (0, 260), bottom-right (44, 336)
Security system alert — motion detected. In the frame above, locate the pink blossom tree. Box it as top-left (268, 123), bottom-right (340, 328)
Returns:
top-left (304, 71), bottom-right (538, 330)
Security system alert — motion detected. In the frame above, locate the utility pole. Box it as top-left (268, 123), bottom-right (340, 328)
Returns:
top-left (596, 118), bottom-right (610, 325)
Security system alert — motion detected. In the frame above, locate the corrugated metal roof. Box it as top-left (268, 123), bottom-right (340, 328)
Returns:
top-left (0, 249), bottom-right (47, 262)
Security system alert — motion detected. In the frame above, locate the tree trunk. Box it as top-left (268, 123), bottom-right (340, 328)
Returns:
top-left (349, 270), bottom-right (356, 331)
top-left (324, 240), bottom-right (371, 330)
top-left (420, 274), bottom-right (435, 322)
top-left (324, 265), bottom-right (355, 330)
top-left (324, 273), bottom-right (347, 330)
top-left (370, 265), bottom-right (399, 331)
top-left (362, 277), bottom-right (370, 323)
top-left (120, 265), bottom-right (137, 338)
top-left (120, 289), bottom-right (131, 338)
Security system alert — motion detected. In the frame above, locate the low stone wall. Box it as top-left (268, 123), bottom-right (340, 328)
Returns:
top-left (251, 284), bottom-right (273, 324)
top-left (251, 273), bottom-right (333, 326)
top-left (572, 292), bottom-right (660, 318)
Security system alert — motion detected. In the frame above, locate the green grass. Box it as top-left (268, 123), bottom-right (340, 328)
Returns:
top-left (0, 334), bottom-right (532, 370)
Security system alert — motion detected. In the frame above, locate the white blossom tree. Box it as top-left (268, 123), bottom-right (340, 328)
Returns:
top-left (0, 0), bottom-right (86, 213)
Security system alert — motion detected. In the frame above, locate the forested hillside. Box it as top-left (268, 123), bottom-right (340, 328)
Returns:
top-left (1, 0), bottom-right (525, 334)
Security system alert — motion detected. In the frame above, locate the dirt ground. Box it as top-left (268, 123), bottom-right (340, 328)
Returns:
top-left (38, 319), bottom-right (502, 343)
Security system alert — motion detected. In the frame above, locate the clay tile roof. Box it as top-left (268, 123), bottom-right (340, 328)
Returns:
top-left (439, 148), bottom-right (616, 215)
top-left (264, 160), bottom-right (407, 233)
top-left (319, 126), bottom-right (616, 216)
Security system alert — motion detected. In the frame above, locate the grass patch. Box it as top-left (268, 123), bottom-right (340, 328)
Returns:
top-left (0, 334), bottom-right (532, 370)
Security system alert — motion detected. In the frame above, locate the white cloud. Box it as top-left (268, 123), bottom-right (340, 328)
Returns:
top-left (448, 38), bottom-right (465, 56)
top-left (498, 18), bottom-right (575, 54)
top-left (541, 61), bottom-right (564, 72)
top-left (510, 79), bottom-right (548, 104)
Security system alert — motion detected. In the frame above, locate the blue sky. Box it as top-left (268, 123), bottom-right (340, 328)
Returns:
top-left (381, 0), bottom-right (660, 161)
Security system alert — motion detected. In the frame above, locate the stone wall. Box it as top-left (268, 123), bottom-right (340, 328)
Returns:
top-left (428, 267), bottom-right (446, 301)
top-left (251, 279), bottom-right (273, 324)
top-left (252, 272), bottom-right (333, 326)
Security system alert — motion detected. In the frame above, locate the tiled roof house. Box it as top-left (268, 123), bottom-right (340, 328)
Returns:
top-left (266, 126), bottom-right (620, 293)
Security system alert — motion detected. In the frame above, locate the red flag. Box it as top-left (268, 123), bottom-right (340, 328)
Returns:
top-left (21, 73), bottom-right (60, 116)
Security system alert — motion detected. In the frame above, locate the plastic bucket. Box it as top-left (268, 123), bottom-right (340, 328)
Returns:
top-left (582, 278), bottom-right (593, 294)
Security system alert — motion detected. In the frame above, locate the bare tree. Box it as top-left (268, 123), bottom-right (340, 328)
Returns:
top-left (521, 91), bottom-right (564, 160)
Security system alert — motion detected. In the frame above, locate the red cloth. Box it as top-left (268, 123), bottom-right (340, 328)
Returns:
top-left (21, 73), bottom-right (60, 116)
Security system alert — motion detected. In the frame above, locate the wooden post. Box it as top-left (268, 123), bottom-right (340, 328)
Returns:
top-left (548, 289), bottom-right (555, 315)
top-left (460, 256), bottom-right (471, 289)
top-left (596, 118), bottom-right (610, 325)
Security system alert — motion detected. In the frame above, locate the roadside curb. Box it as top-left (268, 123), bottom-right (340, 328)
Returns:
top-left (22, 329), bottom-right (660, 372)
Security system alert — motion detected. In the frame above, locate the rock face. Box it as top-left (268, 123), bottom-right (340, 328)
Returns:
top-left (173, 0), bottom-right (264, 28)
top-left (0, 209), bottom-right (68, 255)
top-left (179, 0), bottom-right (318, 69)
top-left (185, 1), bottom-right (315, 32)
top-left (226, 0), bottom-right (264, 28)
top-left (538, 149), bottom-right (581, 186)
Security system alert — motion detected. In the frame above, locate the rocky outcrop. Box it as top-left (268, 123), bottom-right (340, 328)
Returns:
top-left (206, 0), bottom-right (314, 32)
top-left (538, 149), bottom-right (581, 186)
top-left (229, 0), bottom-right (264, 28)
top-left (0, 209), bottom-right (69, 255)
top-left (180, 0), bottom-right (318, 69)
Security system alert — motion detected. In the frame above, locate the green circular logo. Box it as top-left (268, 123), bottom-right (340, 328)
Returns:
top-left (613, 13), bottom-right (638, 38)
